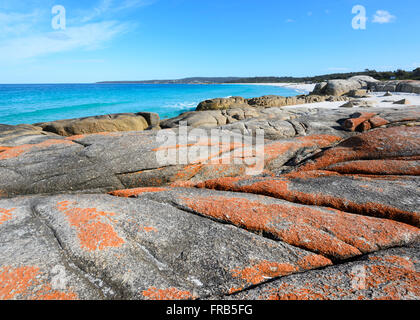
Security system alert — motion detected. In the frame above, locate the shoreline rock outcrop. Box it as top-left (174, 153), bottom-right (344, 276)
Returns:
top-left (35, 112), bottom-right (160, 137)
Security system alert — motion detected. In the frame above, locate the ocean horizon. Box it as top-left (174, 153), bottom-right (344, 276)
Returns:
top-left (0, 83), bottom-right (299, 125)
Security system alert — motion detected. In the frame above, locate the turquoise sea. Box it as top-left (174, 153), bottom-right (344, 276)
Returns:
top-left (0, 84), bottom-right (299, 125)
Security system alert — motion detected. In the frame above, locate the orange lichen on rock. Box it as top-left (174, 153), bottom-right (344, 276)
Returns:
top-left (369, 255), bottom-right (416, 271)
top-left (298, 126), bottom-right (420, 172)
top-left (172, 164), bottom-right (203, 180)
top-left (297, 255), bottom-right (333, 270)
top-left (0, 139), bottom-right (74, 160)
top-left (109, 187), bottom-right (168, 198)
top-left (0, 207), bottom-right (15, 225)
top-left (231, 261), bottom-right (298, 285)
top-left (368, 116), bottom-right (390, 128)
top-left (57, 201), bottom-right (125, 251)
top-left (142, 287), bottom-right (194, 300)
top-left (343, 112), bottom-right (377, 132)
top-left (364, 264), bottom-right (420, 299)
top-left (196, 175), bottom-right (420, 227)
top-left (143, 226), bottom-right (158, 233)
top-left (0, 266), bottom-right (77, 300)
top-left (327, 160), bottom-right (420, 175)
top-left (264, 134), bottom-right (342, 164)
top-left (153, 138), bottom-right (246, 165)
top-left (267, 283), bottom-right (329, 300)
top-left (228, 287), bottom-right (244, 295)
top-left (0, 146), bottom-right (12, 153)
top-left (64, 135), bottom-right (86, 141)
top-left (180, 194), bottom-right (419, 258)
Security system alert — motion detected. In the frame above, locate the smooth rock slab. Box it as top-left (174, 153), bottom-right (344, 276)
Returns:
top-left (0, 197), bottom-right (104, 300)
top-left (27, 194), bottom-right (330, 299)
top-left (109, 187), bottom-right (420, 261)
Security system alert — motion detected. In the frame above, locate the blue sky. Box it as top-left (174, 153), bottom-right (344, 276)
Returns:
top-left (0, 0), bottom-right (419, 83)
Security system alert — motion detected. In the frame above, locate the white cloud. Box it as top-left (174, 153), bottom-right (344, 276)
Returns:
top-left (0, 0), bottom-right (153, 63)
top-left (0, 10), bottom-right (44, 37)
top-left (0, 21), bottom-right (131, 61)
top-left (77, 0), bottom-right (155, 22)
top-left (372, 10), bottom-right (396, 24)
top-left (285, 19), bottom-right (295, 23)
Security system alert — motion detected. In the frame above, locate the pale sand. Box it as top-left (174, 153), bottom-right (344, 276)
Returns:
top-left (229, 82), bottom-right (316, 94)
top-left (230, 82), bottom-right (420, 109)
top-left (282, 92), bottom-right (420, 110)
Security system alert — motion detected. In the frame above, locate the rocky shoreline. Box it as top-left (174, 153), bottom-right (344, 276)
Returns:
top-left (0, 77), bottom-right (419, 300)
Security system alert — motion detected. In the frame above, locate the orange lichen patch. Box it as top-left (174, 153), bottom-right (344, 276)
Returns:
top-left (282, 170), bottom-right (340, 180)
top-left (343, 112), bottom-right (377, 132)
top-left (0, 139), bottom-right (74, 160)
top-left (57, 201), bottom-right (125, 251)
top-left (170, 180), bottom-right (198, 188)
top-left (180, 194), bottom-right (419, 258)
top-left (64, 135), bottom-right (86, 140)
top-left (197, 175), bottom-right (420, 227)
top-left (363, 265), bottom-right (420, 299)
top-left (369, 116), bottom-right (390, 128)
top-left (369, 255), bottom-right (416, 271)
top-left (142, 287), bottom-right (194, 300)
top-left (228, 287), bottom-right (244, 295)
top-left (327, 160), bottom-right (420, 175)
top-left (180, 195), bottom-right (355, 260)
top-left (172, 164), bottom-right (203, 181)
top-left (143, 226), bottom-right (158, 233)
top-left (264, 134), bottom-right (342, 164)
top-left (231, 261), bottom-right (298, 285)
top-left (0, 266), bottom-right (77, 300)
top-left (297, 126), bottom-right (420, 172)
top-left (109, 187), bottom-right (168, 198)
top-left (267, 284), bottom-right (329, 300)
top-left (261, 250), bottom-right (420, 300)
top-left (297, 255), bottom-right (333, 270)
top-left (0, 146), bottom-right (12, 153)
top-left (0, 207), bottom-right (15, 225)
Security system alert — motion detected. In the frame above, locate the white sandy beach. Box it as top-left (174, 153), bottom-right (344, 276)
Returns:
top-left (238, 82), bottom-right (420, 109)
top-left (282, 91), bottom-right (420, 111)
top-left (230, 82), bottom-right (317, 94)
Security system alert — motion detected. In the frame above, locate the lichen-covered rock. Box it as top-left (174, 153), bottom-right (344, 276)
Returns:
top-left (0, 197), bottom-right (104, 300)
top-left (227, 244), bottom-right (420, 300)
top-left (0, 195), bottom-right (331, 299)
top-left (1, 100), bottom-right (420, 301)
top-left (109, 187), bottom-right (419, 261)
top-left (192, 172), bottom-right (420, 227)
top-left (298, 126), bottom-right (420, 171)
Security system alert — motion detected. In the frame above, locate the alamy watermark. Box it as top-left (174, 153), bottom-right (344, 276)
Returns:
top-left (350, 265), bottom-right (367, 290)
top-left (352, 5), bottom-right (367, 30)
top-left (155, 123), bottom-right (265, 175)
top-left (51, 5), bottom-right (66, 30)
top-left (51, 265), bottom-right (70, 290)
